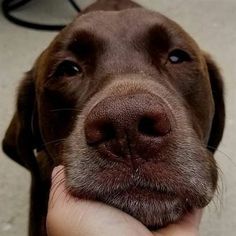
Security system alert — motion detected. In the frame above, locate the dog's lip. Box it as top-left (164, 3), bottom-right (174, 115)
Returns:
top-left (115, 185), bottom-right (179, 201)
top-left (70, 182), bottom-right (180, 203)
top-left (69, 183), bottom-right (187, 229)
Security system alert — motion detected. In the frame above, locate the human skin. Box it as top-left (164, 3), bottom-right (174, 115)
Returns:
top-left (47, 166), bottom-right (202, 236)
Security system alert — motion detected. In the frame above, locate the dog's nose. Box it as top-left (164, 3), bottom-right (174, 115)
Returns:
top-left (84, 93), bottom-right (171, 160)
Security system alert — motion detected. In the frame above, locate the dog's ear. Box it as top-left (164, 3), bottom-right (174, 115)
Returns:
top-left (204, 54), bottom-right (225, 153)
top-left (2, 69), bottom-right (41, 174)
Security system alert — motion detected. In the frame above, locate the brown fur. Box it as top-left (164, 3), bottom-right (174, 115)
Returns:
top-left (2, 0), bottom-right (225, 235)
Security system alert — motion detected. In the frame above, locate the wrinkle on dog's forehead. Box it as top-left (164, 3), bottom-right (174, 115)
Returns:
top-left (64, 8), bottom-right (199, 51)
top-left (70, 8), bottom-right (168, 32)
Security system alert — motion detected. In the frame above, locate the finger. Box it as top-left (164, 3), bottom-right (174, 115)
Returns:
top-left (48, 165), bottom-right (70, 209)
top-left (152, 209), bottom-right (203, 236)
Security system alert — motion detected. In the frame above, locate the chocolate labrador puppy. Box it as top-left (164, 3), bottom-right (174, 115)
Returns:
top-left (2, 0), bottom-right (225, 235)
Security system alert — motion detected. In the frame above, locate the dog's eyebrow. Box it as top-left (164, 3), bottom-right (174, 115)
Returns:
top-left (148, 24), bottom-right (171, 52)
top-left (67, 30), bottom-right (103, 59)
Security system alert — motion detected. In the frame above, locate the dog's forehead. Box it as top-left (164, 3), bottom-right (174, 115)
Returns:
top-left (72, 8), bottom-right (169, 30)
top-left (62, 8), bottom-right (195, 45)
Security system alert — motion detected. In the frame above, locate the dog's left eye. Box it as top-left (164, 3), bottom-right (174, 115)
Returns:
top-left (55, 60), bottom-right (82, 77)
top-left (168, 49), bottom-right (191, 64)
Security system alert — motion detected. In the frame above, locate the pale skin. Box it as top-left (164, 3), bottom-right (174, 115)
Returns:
top-left (47, 166), bottom-right (202, 236)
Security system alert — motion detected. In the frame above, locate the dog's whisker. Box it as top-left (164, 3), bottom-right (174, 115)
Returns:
top-left (51, 168), bottom-right (65, 182)
top-left (62, 187), bottom-right (72, 204)
top-left (48, 177), bottom-right (66, 207)
top-left (51, 176), bottom-right (66, 193)
top-left (51, 182), bottom-right (68, 209)
top-left (213, 166), bottom-right (224, 211)
top-left (207, 145), bottom-right (236, 167)
top-left (50, 108), bottom-right (82, 112)
top-left (205, 145), bottom-right (231, 212)
top-left (42, 138), bottom-right (67, 147)
top-left (51, 179), bottom-right (66, 204)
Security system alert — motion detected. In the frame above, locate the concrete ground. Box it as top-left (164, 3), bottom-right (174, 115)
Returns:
top-left (0, 0), bottom-right (235, 235)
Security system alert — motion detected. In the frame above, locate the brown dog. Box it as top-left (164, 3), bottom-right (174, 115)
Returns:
top-left (2, 0), bottom-right (225, 235)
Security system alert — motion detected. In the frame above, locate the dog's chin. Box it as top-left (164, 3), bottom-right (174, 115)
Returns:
top-left (104, 189), bottom-right (191, 229)
top-left (70, 186), bottom-right (191, 229)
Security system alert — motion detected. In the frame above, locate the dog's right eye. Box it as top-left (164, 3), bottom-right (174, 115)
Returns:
top-left (54, 60), bottom-right (82, 77)
top-left (168, 49), bottom-right (192, 64)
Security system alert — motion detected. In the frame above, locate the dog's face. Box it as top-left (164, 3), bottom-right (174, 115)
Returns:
top-left (3, 8), bottom-right (225, 228)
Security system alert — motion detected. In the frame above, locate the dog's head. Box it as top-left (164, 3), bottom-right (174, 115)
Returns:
top-left (3, 8), bottom-right (225, 228)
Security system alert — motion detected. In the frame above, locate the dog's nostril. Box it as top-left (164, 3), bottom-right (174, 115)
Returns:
top-left (138, 115), bottom-right (171, 137)
top-left (85, 121), bottom-right (116, 146)
top-left (100, 122), bottom-right (116, 142)
top-left (138, 117), bottom-right (159, 137)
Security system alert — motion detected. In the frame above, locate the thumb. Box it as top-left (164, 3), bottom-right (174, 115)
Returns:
top-left (48, 165), bottom-right (75, 210)
top-left (47, 165), bottom-right (82, 236)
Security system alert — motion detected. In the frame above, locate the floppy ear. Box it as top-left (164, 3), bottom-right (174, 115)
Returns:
top-left (2, 70), bottom-right (41, 175)
top-left (205, 54), bottom-right (225, 153)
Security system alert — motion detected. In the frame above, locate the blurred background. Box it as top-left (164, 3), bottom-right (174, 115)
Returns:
top-left (0, 0), bottom-right (235, 235)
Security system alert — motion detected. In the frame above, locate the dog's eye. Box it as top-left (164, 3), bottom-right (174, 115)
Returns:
top-left (168, 49), bottom-right (191, 64)
top-left (55, 60), bottom-right (82, 77)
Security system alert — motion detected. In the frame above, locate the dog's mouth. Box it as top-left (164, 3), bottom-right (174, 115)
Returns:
top-left (67, 167), bottom-right (194, 228)
top-left (104, 185), bottom-right (185, 211)
top-left (69, 185), bottom-right (190, 229)
top-left (64, 133), bottom-right (216, 228)
top-left (121, 185), bottom-right (177, 199)
top-left (70, 180), bottom-right (179, 201)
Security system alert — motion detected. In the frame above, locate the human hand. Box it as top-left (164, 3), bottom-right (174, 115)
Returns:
top-left (46, 166), bottom-right (202, 236)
